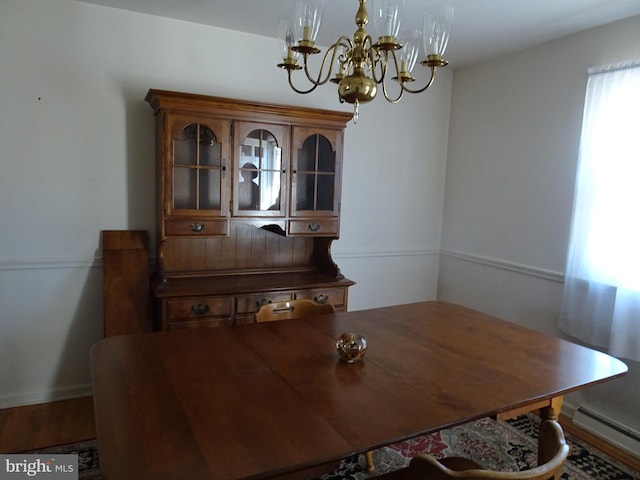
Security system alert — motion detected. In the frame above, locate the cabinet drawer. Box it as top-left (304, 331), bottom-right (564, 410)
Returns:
top-left (167, 297), bottom-right (233, 320)
top-left (288, 218), bottom-right (339, 236)
top-left (236, 293), bottom-right (293, 314)
top-left (165, 219), bottom-right (229, 236)
top-left (295, 288), bottom-right (345, 308)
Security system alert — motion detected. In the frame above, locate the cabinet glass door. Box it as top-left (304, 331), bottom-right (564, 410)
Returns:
top-left (234, 122), bottom-right (287, 217)
top-left (169, 117), bottom-right (229, 217)
top-left (291, 127), bottom-right (341, 217)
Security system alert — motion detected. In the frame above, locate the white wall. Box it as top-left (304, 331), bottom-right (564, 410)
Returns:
top-left (0, 0), bottom-right (451, 407)
top-left (439, 14), bottom-right (640, 433)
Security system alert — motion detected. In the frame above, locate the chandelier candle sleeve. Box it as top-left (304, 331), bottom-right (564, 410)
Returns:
top-left (278, 18), bottom-right (301, 70)
top-left (294, 0), bottom-right (324, 52)
top-left (372, 0), bottom-right (404, 44)
top-left (395, 29), bottom-right (422, 82)
top-left (423, 3), bottom-right (454, 61)
top-left (277, 0), bottom-right (454, 122)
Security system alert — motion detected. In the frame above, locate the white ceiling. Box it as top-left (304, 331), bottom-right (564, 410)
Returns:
top-left (75, 0), bottom-right (640, 66)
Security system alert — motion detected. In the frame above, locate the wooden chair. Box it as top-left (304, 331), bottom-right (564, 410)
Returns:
top-left (376, 420), bottom-right (569, 480)
top-left (255, 299), bottom-right (336, 322)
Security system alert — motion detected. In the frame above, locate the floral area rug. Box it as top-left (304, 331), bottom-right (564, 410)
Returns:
top-left (30, 440), bottom-right (102, 479)
top-left (320, 414), bottom-right (639, 480)
top-left (31, 414), bottom-right (639, 480)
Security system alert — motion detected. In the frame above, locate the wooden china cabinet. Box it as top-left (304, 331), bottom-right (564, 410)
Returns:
top-left (145, 89), bottom-right (354, 330)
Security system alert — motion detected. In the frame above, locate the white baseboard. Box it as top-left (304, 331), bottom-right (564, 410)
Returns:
top-left (572, 404), bottom-right (640, 458)
top-left (0, 384), bottom-right (93, 410)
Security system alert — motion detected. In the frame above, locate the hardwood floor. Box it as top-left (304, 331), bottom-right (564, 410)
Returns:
top-left (0, 396), bottom-right (638, 473)
top-left (0, 396), bottom-right (95, 453)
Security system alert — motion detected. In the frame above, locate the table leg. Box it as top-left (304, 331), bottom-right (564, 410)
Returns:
top-left (539, 396), bottom-right (563, 420)
top-left (365, 450), bottom-right (375, 472)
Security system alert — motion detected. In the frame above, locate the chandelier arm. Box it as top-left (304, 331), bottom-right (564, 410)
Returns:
top-left (336, 37), bottom-right (355, 63)
top-left (287, 69), bottom-right (321, 95)
top-left (377, 49), bottom-right (403, 103)
top-left (362, 33), bottom-right (376, 53)
top-left (302, 53), bottom-right (333, 86)
top-left (302, 37), bottom-right (354, 86)
top-left (324, 37), bottom-right (355, 81)
top-left (381, 75), bottom-right (404, 103)
top-left (400, 66), bottom-right (437, 94)
top-left (390, 49), bottom-right (403, 80)
top-left (367, 48), bottom-right (383, 84)
top-left (364, 35), bottom-right (387, 85)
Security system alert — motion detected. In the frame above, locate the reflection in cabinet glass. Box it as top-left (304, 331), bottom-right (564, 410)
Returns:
top-left (173, 123), bottom-right (223, 211)
top-left (238, 129), bottom-right (282, 212)
top-left (296, 134), bottom-right (336, 212)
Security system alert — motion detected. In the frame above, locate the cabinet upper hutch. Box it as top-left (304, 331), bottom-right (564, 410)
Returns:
top-left (145, 89), bottom-right (354, 330)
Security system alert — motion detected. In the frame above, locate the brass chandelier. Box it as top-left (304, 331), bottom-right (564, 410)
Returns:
top-left (277, 0), bottom-right (454, 122)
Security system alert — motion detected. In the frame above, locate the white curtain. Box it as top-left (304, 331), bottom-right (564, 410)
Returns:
top-left (559, 59), bottom-right (640, 362)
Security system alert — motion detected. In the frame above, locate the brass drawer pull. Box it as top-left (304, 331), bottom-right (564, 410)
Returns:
top-left (255, 298), bottom-right (273, 309)
top-left (314, 294), bottom-right (329, 304)
top-left (308, 222), bottom-right (321, 232)
top-left (190, 223), bottom-right (205, 233)
top-left (191, 304), bottom-right (210, 315)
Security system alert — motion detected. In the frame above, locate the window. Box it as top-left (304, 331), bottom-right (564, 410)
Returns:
top-left (559, 59), bottom-right (640, 362)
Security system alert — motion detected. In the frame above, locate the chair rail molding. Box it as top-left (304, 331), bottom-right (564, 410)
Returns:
top-left (0, 256), bottom-right (101, 272)
top-left (440, 248), bottom-right (565, 283)
top-left (333, 246), bottom-right (440, 259)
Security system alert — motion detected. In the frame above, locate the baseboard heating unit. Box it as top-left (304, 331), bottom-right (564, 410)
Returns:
top-left (572, 405), bottom-right (640, 458)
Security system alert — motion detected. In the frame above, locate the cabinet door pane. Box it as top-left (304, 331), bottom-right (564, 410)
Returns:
top-left (174, 124), bottom-right (198, 166)
top-left (172, 121), bottom-right (227, 213)
top-left (199, 126), bottom-right (222, 167)
top-left (317, 136), bottom-right (335, 173)
top-left (296, 173), bottom-right (315, 211)
top-left (298, 135), bottom-right (317, 172)
top-left (200, 168), bottom-right (222, 209)
top-left (239, 129), bottom-right (282, 211)
top-left (174, 167), bottom-right (197, 209)
top-left (317, 174), bottom-right (335, 211)
top-left (295, 133), bottom-right (336, 212)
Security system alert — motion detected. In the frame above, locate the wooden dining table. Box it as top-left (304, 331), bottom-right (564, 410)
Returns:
top-left (91, 301), bottom-right (628, 480)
